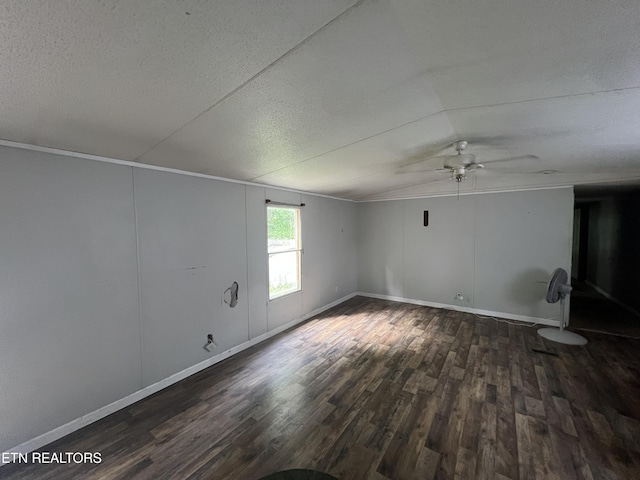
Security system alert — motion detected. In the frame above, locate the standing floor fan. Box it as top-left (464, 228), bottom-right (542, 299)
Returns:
top-left (537, 268), bottom-right (588, 346)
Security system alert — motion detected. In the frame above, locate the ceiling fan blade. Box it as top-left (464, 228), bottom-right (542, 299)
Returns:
top-left (396, 155), bottom-right (458, 174)
top-left (466, 163), bottom-right (484, 171)
top-left (460, 129), bottom-right (579, 147)
top-left (395, 163), bottom-right (450, 178)
top-left (443, 153), bottom-right (476, 167)
top-left (401, 138), bottom-right (459, 163)
top-left (481, 154), bottom-right (539, 166)
top-left (397, 141), bottom-right (536, 176)
top-left (416, 142), bottom-right (457, 158)
top-left (477, 167), bottom-right (564, 177)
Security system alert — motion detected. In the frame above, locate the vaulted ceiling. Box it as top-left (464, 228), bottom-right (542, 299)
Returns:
top-left (2, 0), bottom-right (639, 200)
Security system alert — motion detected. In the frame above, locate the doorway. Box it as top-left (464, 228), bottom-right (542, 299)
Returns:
top-left (569, 192), bottom-right (640, 339)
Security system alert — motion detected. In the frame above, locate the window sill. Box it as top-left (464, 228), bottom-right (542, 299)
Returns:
top-left (268, 289), bottom-right (302, 302)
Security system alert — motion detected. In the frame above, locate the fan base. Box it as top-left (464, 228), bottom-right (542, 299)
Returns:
top-left (537, 328), bottom-right (588, 346)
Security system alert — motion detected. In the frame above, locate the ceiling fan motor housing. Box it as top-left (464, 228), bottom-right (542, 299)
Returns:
top-left (454, 140), bottom-right (468, 153)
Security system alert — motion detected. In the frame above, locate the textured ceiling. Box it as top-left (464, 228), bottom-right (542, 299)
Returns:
top-left (1, 0), bottom-right (639, 200)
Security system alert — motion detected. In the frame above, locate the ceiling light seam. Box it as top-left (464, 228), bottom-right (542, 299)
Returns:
top-left (132, 0), bottom-right (367, 163)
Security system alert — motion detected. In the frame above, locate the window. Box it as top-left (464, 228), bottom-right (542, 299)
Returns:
top-left (267, 206), bottom-right (301, 300)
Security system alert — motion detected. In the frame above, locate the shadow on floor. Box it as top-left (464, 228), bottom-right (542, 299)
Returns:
top-left (569, 279), bottom-right (640, 339)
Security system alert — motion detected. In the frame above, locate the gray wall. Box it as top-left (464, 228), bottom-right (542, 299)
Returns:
top-left (0, 145), bottom-right (357, 452)
top-left (0, 148), bottom-right (141, 452)
top-left (586, 194), bottom-right (640, 313)
top-left (0, 142), bottom-right (575, 453)
top-left (357, 188), bottom-right (574, 321)
top-left (134, 169), bottom-right (250, 386)
top-left (261, 188), bottom-right (358, 330)
top-left (301, 193), bottom-right (358, 314)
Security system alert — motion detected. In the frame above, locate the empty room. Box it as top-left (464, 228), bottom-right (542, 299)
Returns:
top-left (1, 1), bottom-right (639, 479)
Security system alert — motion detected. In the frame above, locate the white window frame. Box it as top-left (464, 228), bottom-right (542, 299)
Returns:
top-left (267, 206), bottom-right (302, 300)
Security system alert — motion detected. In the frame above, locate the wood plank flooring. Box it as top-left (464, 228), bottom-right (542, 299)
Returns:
top-left (3, 296), bottom-right (640, 479)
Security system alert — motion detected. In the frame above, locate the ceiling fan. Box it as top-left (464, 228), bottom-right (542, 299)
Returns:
top-left (396, 140), bottom-right (538, 183)
top-left (437, 140), bottom-right (483, 182)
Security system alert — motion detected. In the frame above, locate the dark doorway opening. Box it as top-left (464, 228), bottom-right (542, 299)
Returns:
top-left (569, 187), bottom-right (640, 339)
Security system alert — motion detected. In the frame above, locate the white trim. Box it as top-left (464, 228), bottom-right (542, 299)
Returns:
top-left (0, 139), bottom-right (351, 203)
top-left (357, 292), bottom-right (560, 327)
top-left (356, 185), bottom-right (574, 203)
top-left (5, 139), bottom-right (638, 204)
top-left (585, 281), bottom-right (640, 318)
top-left (0, 292), bottom-right (357, 465)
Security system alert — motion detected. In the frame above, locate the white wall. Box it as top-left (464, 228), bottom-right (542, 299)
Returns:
top-left (0, 145), bottom-right (357, 453)
top-left (402, 196), bottom-right (475, 306)
top-left (357, 200), bottom-right (405, 297)
top-left (0, 147), bottom-right (141, 453)
top-left (473, 189), bottom-right (573, 320)
top-left (357, 188), bottom-right (574, 322)
top-left (134, 169), bottom-right (250, 386)
top-left (246, 186), bottom-right (269, 338)
top-left (0, 142), bottom-right (573, 454)
top-left (301, 193), bottom-right (358, 313)
top-left (261, 188), bottom-right (358, 330)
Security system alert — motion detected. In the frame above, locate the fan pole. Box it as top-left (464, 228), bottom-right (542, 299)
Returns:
top-left (537, 295), bottom-right (587, 346)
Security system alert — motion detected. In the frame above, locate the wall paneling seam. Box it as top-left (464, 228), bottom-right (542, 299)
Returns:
top-left (131, 168), bottom-right (144, 389)
top-left (244, 186), bottom-right (250, 341)
top-left (472, 196), bottom-right (477, 309)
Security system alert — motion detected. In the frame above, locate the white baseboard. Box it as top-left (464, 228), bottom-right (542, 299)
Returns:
top-left (1, 292), bottom-right (357, 465)
top-left (585, 281), bottom-right (640, 318)
top-left (357, 292), bottom-right (560, 327)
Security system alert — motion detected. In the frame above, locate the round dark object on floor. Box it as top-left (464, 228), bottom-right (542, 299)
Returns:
top-left (258, 469), bottom-right (338, 480)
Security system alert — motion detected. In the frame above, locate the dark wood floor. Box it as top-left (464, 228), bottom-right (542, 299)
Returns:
top-left (3, 296), bottom-right (640, 480)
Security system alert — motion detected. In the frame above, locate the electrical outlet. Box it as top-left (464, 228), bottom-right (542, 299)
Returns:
top-left (455, 293), bottom-right (464, 301)
top-left (204, 334), bottom-right (218, 352)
